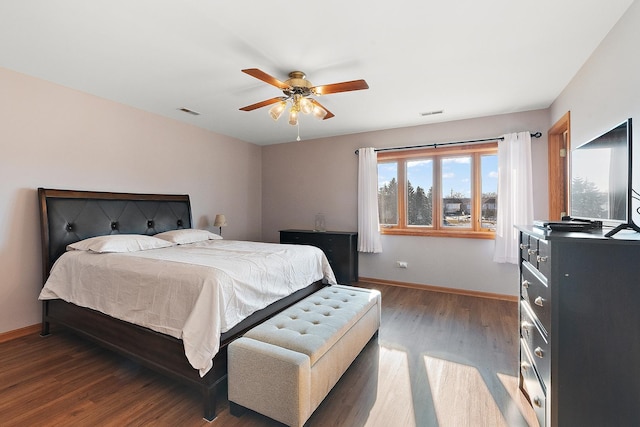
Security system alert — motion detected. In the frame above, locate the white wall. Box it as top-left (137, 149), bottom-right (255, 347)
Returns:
top-left (262, 109), bottom-right (550, 296)
top-left (551, 0), bottom-right (640, 226)
top-left (0, 67), bottom-right (262, 334)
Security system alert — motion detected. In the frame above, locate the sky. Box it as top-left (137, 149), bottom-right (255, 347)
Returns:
top-left (378, 154), bottom-right (498, 197)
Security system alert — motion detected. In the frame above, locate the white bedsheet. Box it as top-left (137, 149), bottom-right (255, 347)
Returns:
top-left (39, 239), bottom-right (337, 376)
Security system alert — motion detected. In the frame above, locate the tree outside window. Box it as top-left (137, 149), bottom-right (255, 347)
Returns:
top-left (378, 163), bottom-right (398, 225)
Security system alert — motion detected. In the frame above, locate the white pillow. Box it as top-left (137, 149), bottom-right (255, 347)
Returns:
top-left (67, 234), bottom-right (174, 253)
top-left (154, 228), bottom-right (222, 245)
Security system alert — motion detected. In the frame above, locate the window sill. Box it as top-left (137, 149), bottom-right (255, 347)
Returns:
top-left (380, 228), bottom-right (495, 239)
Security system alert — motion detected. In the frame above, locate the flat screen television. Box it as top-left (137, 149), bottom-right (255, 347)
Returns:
top-left (570, 118), bottom-right (637, 237)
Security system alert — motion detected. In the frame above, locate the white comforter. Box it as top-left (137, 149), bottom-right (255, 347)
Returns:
top-left (39, 240), bottom-right (337, 376)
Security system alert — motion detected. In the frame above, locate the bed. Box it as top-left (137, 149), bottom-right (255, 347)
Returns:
top-left (37, 188), bottom-right (333, 421)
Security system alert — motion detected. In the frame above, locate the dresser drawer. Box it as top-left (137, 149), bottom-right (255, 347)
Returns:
top-left (536, 239), bottom-right (550, 278)
top-left (283, 232), bottom-right (343, 263)
top-left (280, 230), bottom-right (358, 284)
top-left (313, 235), bottom-right (347, 258)
top-left (521, 233), bottom-right (542, 264)
top-left (523, 235), bottom-right (551, 277)
top-left (520, 233), bottom-right (532, 262)
top-left (520, 339), bottom-right (547, 427)
top-left (282, 231), bottom-right (338, 248)
top-left (280, 231), bottom-right (315, 245)
top-left (521, 262), bottom-right (550, 334)
top-left (521, 300), bottom-right (550, 390)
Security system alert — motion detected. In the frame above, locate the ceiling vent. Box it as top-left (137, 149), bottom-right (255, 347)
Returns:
top-left (178, 107), bottom-right (201, 116)
top-left (420, 110), bottom-right (444, 117)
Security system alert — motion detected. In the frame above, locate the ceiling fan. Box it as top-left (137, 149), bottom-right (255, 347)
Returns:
top-left (239, 68), bottom-right (369, 126)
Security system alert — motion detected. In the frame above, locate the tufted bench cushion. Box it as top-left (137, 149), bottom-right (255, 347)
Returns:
top-left (243, 285), bottom-right (380, 364)
top-left (228, 285), bottom-right (381, 427)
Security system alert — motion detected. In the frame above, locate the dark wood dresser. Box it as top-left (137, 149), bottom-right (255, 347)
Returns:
top-left (517, 226), bottom-right (640, 427)
top-left (280, 230), bottom-right (358, 284)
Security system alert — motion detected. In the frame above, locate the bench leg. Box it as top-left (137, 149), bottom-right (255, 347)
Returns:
top-left (229, 401), bottom-right (248, 417)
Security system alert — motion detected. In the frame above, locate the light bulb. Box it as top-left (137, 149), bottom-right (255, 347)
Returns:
top-left (269, 101), bottom-right (287, 121)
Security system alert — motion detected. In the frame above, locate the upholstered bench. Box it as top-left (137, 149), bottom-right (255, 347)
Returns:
top-left (228, 284), bottom-right (381, 427)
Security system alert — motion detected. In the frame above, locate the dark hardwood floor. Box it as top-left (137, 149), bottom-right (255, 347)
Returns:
top-left (0, 283), bottom-right (537, 426)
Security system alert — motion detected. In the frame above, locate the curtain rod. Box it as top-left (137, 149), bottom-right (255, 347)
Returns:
top-left (354, 131), bottom-right (542, 155)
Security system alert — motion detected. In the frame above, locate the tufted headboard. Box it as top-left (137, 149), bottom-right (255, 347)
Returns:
top-left (38, 188), bottom-right (192, 282)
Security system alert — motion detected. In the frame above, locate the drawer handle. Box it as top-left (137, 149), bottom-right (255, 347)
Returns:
top-left (533, 397), bottom-right (543, 408)
top-left (537, 255), bottom-right (548, 263)
top-left (521, 280), bottom-right (530, 289)
top-left (534, 296), bottom-right (545, 307)
top-left (521, 321), bottom-right (533, 332)
top-left (519, 243), bottom-right (529, 250)
top-left (534, 347), bottom-right (544, 358)
top-left (520, 361), bottom-right (531, 371)
top-left (527, 249), bottom-right (537, 256)
top-left (521, 322), bottom-right (533, 339)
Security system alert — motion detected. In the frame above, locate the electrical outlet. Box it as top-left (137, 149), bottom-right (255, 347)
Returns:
top-left (396, 261), bottom-right (408, 268)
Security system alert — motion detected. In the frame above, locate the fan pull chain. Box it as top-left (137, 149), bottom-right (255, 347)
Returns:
top-left (296, 122), bottom-right (301, 141)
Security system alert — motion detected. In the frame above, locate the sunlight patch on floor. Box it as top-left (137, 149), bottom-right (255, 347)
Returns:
top-left (424, 355), bottom-right (508, 427)
top-left (497, 372), bottom-right (540, 427)
top-left (364, 345), bottom-right (417, 427)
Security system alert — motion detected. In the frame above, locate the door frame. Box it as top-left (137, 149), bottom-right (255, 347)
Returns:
top-left (548, 111), bottom-right (571, 220)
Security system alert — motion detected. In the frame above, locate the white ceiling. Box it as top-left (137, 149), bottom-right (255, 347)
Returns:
top-left (0, 1), bottom-right (634, 145)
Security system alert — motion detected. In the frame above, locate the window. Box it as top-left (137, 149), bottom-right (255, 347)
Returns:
top-left (378, 162), bottom-right (398, 225)
top-left (377, 142), bottom-right (497, 239)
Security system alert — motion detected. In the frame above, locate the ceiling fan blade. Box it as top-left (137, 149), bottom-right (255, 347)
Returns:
top-left (310, 99), bottom-right (335, 120)
top-left (241, 68), bottom-right (291, 90)
top-left (312, 79), bottom-right (369, 96)
top-left (239, 97), bottom-right (285, 112)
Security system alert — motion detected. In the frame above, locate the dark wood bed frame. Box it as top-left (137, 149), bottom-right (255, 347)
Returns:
top-left (37, 188), bottom-right (326, 421)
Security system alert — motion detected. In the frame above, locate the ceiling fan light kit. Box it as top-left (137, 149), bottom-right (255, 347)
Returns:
top-left (288, 108), bottom-right (299, 126)
top-left (240, 68), bottom-right (368, 138)
top-left (312, 103), bottom-right (327, 120)
top-left (268, 101), bottom-right (287, 121)
top-left (299, 96), bottom-right (314, 114)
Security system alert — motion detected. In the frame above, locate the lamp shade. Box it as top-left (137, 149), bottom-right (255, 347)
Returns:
top-left (288, 109), bottom-right (298, 126)
top-left (269, 101), bottom-right (287, 121)
top-left (213, 214), bottom-right (227, 227)
top-left (312, 104), bottom-right (327, 120)
top-left (299, 97), bottom-right (314, 114)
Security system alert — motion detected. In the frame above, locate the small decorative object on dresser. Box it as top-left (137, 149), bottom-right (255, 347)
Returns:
top-left (517, 225), bottom-right (640, 427)
top-left (314, 213), bottom-right (326, 232)
top-left (280, 229), bottom-right (358, 284)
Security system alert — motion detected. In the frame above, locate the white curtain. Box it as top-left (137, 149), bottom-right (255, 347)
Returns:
top-left (493, 132), bottom-right (534, 264)
top-left (358, 147), bottom-right (383, 253)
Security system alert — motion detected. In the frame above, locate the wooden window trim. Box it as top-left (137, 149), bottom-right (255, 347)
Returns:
top-left (378, 142), bottom-right (497, 239)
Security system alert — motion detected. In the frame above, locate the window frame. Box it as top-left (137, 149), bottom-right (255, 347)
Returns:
top-left (378, 142), bottom-right (497, 239)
